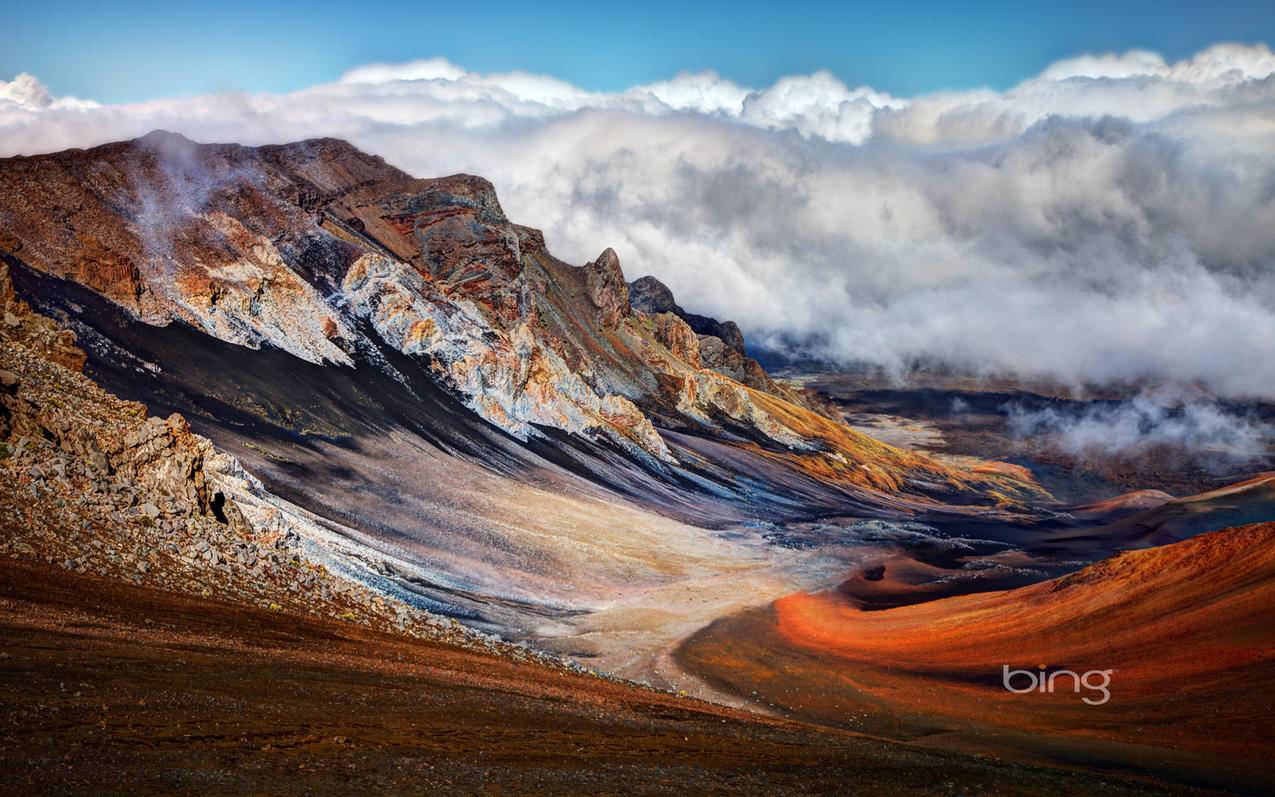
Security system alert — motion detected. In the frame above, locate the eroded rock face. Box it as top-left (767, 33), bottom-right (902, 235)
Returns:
top-left (584, 248), bottom-right (630, 328)
top-left (697, 333), bottom-right (768, 386)
top-left (343, 253), bottom-right (674, 463)
top-left (0, 260), bottom-right (239, 532)
top-left (0, 261), bottom-right (85, 372)
top-left (629, 273), bottom-right (839, 419)
top-left (0, 135), bottom-right (807, 464)
top-left (651, 312), bottom-right (701, 369)
top-left (0, 133), bottom-right (1043, 502)
top-left (0, 136), bottom-right (356, 365)
top-left (374, 174), bottom-right (527, 322)
top-left (168, 211), bottom-right (357, 365)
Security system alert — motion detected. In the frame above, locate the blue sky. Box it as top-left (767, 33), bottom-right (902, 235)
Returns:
top-left (5, 0), bottom-right (1274, 102)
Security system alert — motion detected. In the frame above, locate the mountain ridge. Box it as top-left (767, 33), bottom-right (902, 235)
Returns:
top-left (0, 130), bottom-right (1042, 509)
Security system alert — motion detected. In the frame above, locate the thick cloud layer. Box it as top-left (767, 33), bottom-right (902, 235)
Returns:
top-left (2, 45), bottom-right (1274, 398)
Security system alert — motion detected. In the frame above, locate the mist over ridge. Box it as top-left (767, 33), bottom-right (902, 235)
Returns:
top-left (4, 43), bottom-right (1274, 399)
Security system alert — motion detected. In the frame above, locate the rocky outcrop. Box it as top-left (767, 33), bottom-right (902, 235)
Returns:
top-left (0, 261), bottom-right (243, 537)
top-left (630, 274), bottom-right (744, 353)
top-left (651, 312), bottom-right (701, 368)
top-left (584, 248), bottom-right (630, 328)
top-left (628, 275), bottom-right (680, 316)
top-left (0, 261), bottom-right (85, 372)
top-left (374, 174), bottom-right (528, 322)
top-left (629, 273), bottom-right (841, 420)
top-left (343, 252), bottom-right (674, 462)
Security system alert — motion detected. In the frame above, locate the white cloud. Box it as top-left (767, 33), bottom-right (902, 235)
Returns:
top-left (1167, 42), bottom-right (1275, 86)
top-left (1037, 49), bottom-right (1171, 81)
top-left (0, 73), bottom-right (97, 111)
top-left (629, 71), bottom-right (751, 116)
top-left (1036, 43), bottom-right (1275, 86)
top-left (740, 71), bottom-right (904, 144)
top-left (2, 43), bottom-right (1275, 399)
top-left (339, 57), bottom-right (467, 84)
top-left (1005, 389), bottom-right (1273, 466)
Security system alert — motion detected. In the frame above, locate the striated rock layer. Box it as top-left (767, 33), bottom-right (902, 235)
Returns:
top-left (0, 131), bottom-right (1040, 507)
top-left (0, 132), bottom-right (1060, 649)
top-left (0, 260), bottom-right (520, 652)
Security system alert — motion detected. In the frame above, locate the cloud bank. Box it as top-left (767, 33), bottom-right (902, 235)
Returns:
top-left (1005, 391), bottom-right (1273, 466)
top-left (2, 44), bottom-right (1274, 398)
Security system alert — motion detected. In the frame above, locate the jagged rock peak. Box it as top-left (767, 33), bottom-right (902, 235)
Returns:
top-left (629, 275), bottom-right (682, 316)
top-left (628, 274), bottom-right (745, 355)
top-left (584, 248), bottom-right (630, 328)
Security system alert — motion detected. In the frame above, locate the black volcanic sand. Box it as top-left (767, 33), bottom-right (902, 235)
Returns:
top-left (0, 558), bottom-right (1207, 797)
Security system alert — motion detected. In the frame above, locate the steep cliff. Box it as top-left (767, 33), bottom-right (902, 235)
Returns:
top-left (0, 132), bottom-right (1041, 512)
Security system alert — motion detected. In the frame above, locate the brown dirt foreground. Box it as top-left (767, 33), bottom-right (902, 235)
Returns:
top-left (0, 560), bottom-right (1212, 796)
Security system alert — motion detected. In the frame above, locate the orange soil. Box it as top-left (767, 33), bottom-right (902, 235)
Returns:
top-left (678, 523), bottom-right (1275, 793)
top-left (775, 522), bottom-right (1275, 748)
top-left (743, 387), bottom-right (1049, 504)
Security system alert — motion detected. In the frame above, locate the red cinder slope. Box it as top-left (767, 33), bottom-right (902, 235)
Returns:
top-left (679, 522), bottom-right (1275, 790)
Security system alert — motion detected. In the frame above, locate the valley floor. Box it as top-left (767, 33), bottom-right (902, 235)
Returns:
top-left (0, 557), bottom-right (1209, 797)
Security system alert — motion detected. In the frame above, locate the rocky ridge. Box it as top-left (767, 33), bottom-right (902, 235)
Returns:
top-left (0, 132), bottom-right (1039, 501)
top-left (0, 260), bottom-right (581, 670)
top-left (628, 273), bottom-right (843, 419)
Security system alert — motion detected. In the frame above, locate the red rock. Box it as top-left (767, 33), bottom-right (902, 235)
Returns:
top-left (583, 248), bottom-right (630, 328)
top-left (651, 312), bottom-right (701, 368)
